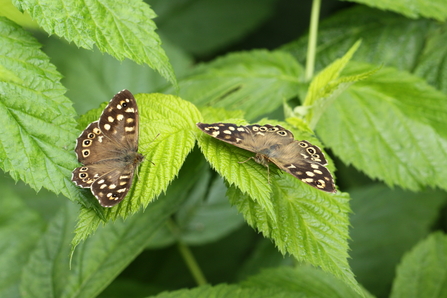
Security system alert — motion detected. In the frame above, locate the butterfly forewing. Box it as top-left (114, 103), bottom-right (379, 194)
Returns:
top-left (72, 90), bottom-right (144, 207)
top-left (97, 89), bottom-right (139, 151)
top-left (196, 122), bottom-right (336, 193)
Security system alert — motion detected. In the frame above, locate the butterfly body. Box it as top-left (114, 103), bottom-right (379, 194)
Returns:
top-left (72, 90), bottom-right (143, 207)
top-left (196, 122), bottom-right (336, 193)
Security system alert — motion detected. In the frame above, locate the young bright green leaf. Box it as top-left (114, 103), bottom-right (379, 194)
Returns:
top-left (303, 40), bottom-right (361, 107)
top-left (349, 185), bottom-right (446, 298)
top-left (0, 17), bottom-right (90, 202)
top-left (199, 106), bottom-right (245, 124)
top-left (0, 0), bottom-right (38, 28)
top-left (165, 50), bottom-right (304, 120)
top-left (12, 0), bottom-right (177, 87)
top-left (196, 117), bottom-right (337, 223)
top-left (227, 175), bottom-right (362, 294)
top-left (148, 284), bottom-right (291, 298)
top-left (343, 0), bottom-right (447, 21)
top-left (318, 62), bottom-right (447, 192)
top-left (242, 266), bottom-right (372, 298)
top-left (301, 40), bottom-right (378, 128)
top-left (0, 183), bottom-right (45, 298)
top-left (390, 232), bottom-right (447, 298)
top-left (196, 119), bottom-right (275, 221)
top-left (72, 147), bottom-right (207, 252)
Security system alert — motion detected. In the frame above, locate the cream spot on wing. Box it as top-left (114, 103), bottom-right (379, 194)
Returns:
top-left (125, 126), bottom-right (135, 132)
top-left (120, 175), bottom-right (130, 179)
top-left (104, 123), bottom-right (111, 131)
top-left (317, 180), bottom-right (326, 188)
top-left (236, 138), bottom-right (242, 143)
top-left (306, 171), bottom-right (315, 177)
top-left (212, 131), bottom-right (220, 137)
top-left (125, 107), bottom-right (135, 113)
top-left (126, 117), bottom-right (133, 123)
top-left (117, 104), bottom-right (122, 109)
top-left (287, 165), bottom-right (296, 169)
top-left (302, 178), bottom-right (314, 183)
top-left (311, 164), bottom-right (319, 169)
top-left (100, 184), bottom-right (107, 189)
top-left (117, 114), bottom-right (124, 121)
top-left (107, 193), bottom-right (113, 197)
top-left (255, 132), bottom-right (265, 136)
top-left (237, 127), bottom-right (245, 132)
top-left (108, 116), bottom-right (114, 122)
top-left (223, 130), bottom-right (232, 134)
top-left (229, 126), bottom-right (235, 131)
top-left (97, 179), bottom-right (105, 184)
top-left (109, 184), bottom-right (117, 189)
top-left (98, 136), bottom-right (104, 143)
top-left (117, 188), bottom-right (127, 193)
top-left (314, 170), bottom-right (323, 175)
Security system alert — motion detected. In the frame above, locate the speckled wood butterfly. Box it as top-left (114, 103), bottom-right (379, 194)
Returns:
top-left (72, 90), bottom-right (144, 207)
top-left (197, 122), bottom-right (336, 193)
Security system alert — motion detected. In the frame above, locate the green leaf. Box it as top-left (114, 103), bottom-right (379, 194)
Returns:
top-left (0, 17), bottom-right (88, 201)
top-left (196, 117), bottom-right (337, 223)
top-left (300, 40), bottom-right (378, 129)
top-left (199, 106), bottom-right (245, 124)
top-left (0, 180), bottom-right (45, 298)
top-left (153, 0), bottom-right (277, 56)
top-left (413, 23), bottom-right (447, 93)
top-left (176, 173), bottom-right (244, 245)
top-left (196, 118), bottom-right (274, 221)
top-left (242, 266), bottom-right (372, 298)
top-left (13, 0), bottom-right (177, 87)
top-left (72, 93), bottom-right (201, 227)
top-left (390, 232), bottom-right (447, 298)
top-left (318, 62), bottom-right (447, 191)
top-left (283, 6), bottom-right (434, 74)
top-left (343, 0), bottom-right (447, 21)
top-left (349, 185), bottom-right (446, 297)
top-left (227, 175), bottom-right (362, 295)
top-left (0, 0), bottom-right (38, 28)
top-left (26, 156), bottom-right (200, 298)
top-left (148, 284), bottom-right (290, 298)
top-left (44, 37), bottom-right (192, 115)
top-left (165, 50), bottom-right (304, 120)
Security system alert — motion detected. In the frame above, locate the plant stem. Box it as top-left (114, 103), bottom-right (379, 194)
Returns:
top-left (168, 219), bottom-right (207, 286)
top-left (305, 0), bottom-right (321, 81)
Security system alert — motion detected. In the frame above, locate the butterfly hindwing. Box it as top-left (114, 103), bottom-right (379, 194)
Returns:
top-left (269, 141), bottom-right (336, 192)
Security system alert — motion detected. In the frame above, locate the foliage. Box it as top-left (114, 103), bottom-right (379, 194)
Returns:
top-left (1, 0), bottom-right (447, 298)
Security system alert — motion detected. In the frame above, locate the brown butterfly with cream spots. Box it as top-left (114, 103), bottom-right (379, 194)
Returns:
top-left (197, 123), bottom-right (336, 193)
top-left (72, 90), bottom-right (144, 207)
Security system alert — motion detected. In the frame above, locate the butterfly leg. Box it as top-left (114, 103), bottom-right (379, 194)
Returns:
top-left (238, 156), bottom-right (255, 164)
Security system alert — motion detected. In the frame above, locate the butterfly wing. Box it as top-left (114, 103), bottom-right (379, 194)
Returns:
top-left (196, 123), bottom-right (294, 153)
top-left (72, 90), bottom-right (143, 207)
top-left (269, 140), bottom-right (336, 193)
top-left (97, 89), bottom-right (139, 152)
top-left (90, 163), bottom-right (139, 207)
